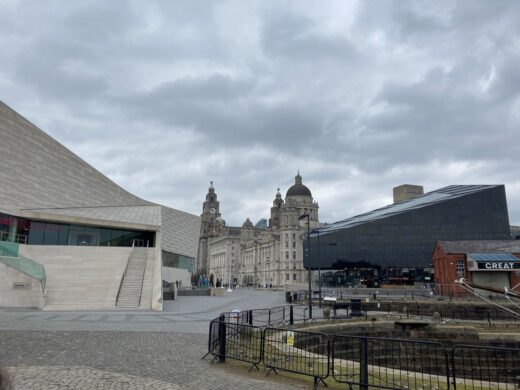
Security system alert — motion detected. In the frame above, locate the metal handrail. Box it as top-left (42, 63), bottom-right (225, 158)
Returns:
top-left (138, 248), bottom-right (148, 307)
top-left (115, 252), bottom-right (132, 305)
top-left (0, 232), bottom-right (28, 244)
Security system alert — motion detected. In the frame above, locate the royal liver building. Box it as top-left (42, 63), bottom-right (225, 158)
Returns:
top-left (196, 173), bottom-right (319, 288)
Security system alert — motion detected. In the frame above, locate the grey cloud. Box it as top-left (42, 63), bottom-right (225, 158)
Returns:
top-left (117, 73), bottom-right (324, 152)
top-left (152, 74), bottom-right (254, 102)
top-left (489, 57), bottom-right (520, 102)
top-left (260, 10), bottom-right (359, 62)
top-left (2, 1), bottom-right (520, 225)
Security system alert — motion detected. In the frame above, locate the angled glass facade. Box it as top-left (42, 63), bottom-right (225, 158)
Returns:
top-left (162, 251), bottom-right (195, 273)
top-left (0, 212), bottom-right (155, 247)
top-left (305, 185), bottom-right (511, 275)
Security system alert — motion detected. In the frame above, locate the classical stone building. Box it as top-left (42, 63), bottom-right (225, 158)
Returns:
top-left (196, 173), bottom-right (319, 287)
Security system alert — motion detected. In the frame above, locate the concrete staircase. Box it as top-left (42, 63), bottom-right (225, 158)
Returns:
top-left (19, 245), bottom-right (133, 310)
top-left (116, 247), bottom-right (149, 308)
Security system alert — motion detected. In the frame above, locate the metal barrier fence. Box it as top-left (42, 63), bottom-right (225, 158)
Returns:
top-left (220, 302), bottom-right (519, 328)
top-left (451, 345), bottom-right (520, 389)
top-left (207, 317), bottom-right (220, 356)
top-left (264, 327), bottom-right (329, 388)
top-left (205, 304), bottom-right (520, 389)
top-left (332, 335), bottom-right (450, 389)
top-left (380, 302), bottom-right (520, 324)
top-left (224, 320), bottom-right (264, 371)
top-left (206, 316), bottom-right (520, 389)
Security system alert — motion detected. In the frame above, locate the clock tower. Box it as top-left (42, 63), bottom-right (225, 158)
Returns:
top-left (196, 182), bottom-right (221, 273)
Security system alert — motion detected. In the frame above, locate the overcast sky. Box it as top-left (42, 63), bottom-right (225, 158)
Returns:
top-left (1, 1), bottom-right (520, 226)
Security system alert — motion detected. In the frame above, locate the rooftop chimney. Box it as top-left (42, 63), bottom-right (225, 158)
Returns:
top-left (393, 184), bottom-right (424, 204)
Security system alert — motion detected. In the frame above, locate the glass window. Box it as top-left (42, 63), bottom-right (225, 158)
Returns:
top-left (43, 223), bottom-right (61, 245)
top-left (292, 252), bottom-right (296, 260)
top-left (456, 259), bottom-right (465, 278)
top-left (109, 230), bottom-right (126, 246)
top-left (69, 225), bottom-right (99, 246)
top-left (57, 224), bottom-right (69, 245)
top-left (293, 274), bottom-right (297, 281)
top-left (99, 228), bottom-right (112, 246)
top-left (11, 216), bottom-right (154, 248)
top-left (28, 221), bottom-right (45, 245)
top-left (0, 213), bottom-right (11, 236)
top-left (15, 218), bottom-right (31, 243)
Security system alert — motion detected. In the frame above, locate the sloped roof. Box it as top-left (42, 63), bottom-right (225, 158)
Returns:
top-left (0, 101), bottom-right (201, 258)
top-left (0, 101), bottom-right (151, 209)
top-left (467, 253), bottom-right (519, 261)
top-left (314, 185), bottom-right (503, 237)
top-left (438, 240), bottom-right (520, 254)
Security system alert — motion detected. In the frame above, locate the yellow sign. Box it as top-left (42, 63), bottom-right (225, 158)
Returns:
top-left (287, 331), bottom-right (294, 346)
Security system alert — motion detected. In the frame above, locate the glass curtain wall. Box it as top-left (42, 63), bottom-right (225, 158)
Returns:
top-left (22, 219), bottom-right (154, 247)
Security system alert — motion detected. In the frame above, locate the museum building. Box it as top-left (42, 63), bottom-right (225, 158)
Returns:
top-left (0, 101), bottom-right (200, 310)
top-left (305, 184), bottom-right (512, 286)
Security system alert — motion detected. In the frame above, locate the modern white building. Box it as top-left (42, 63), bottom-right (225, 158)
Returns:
top-left (0, 101), bottom-right (200, 310)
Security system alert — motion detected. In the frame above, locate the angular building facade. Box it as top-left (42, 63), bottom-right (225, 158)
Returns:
top-left (306, 185), bottom-right (511, 285)
top-left (0, 101), bottom-right (200, 310)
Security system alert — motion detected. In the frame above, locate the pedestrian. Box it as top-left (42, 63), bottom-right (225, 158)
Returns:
top-left (0, 368), bottom-right (12, 390)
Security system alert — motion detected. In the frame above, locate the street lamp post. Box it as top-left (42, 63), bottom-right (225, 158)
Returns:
top-left (299, 213), bottom-right (312, 319)
top-left (317, 230), bottom-right (321, 307)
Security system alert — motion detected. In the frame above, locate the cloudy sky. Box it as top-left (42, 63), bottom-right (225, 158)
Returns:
top-left (1, 0), bottom-right (520, 226)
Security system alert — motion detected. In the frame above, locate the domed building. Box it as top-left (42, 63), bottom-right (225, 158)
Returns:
top-left (197, 173), bottom-right (319, 288)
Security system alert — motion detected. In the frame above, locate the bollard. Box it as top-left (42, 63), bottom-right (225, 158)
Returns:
top-left (289, 305), bottom-right (294, 325)
top-left (248, 310), bottom-right (253, 325)
top-left (359, 338), bottom-right (369, 390)
top-left (218, 314), bottom-right (226, 363)
top-left (323, 306), bottom-right (330, 320)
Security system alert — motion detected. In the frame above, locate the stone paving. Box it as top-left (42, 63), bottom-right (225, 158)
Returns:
top-left (0, 289), bottom-right (307, 389)
top-left (0, 288), bottom-right (287, 333)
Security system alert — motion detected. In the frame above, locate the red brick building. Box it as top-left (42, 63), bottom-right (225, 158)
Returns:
top-left (433, 241), bottom-right (520, 297)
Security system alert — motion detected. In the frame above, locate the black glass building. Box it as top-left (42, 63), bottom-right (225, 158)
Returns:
top-left (305, 185), bottom-right (511, 284)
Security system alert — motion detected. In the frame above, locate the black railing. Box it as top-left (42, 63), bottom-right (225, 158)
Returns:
top-left (332, 335), bottom-right (450, 389)
top-left (226, 302), bottom-right (520, 326)
top-left (224, 320), bottom-right (264, 371)
top-left (205, 305), bottom-right (520, 389)
top-left (451, 345), bottom-right (520, 389)
top-left (264, 327), bottom-right (329, 388)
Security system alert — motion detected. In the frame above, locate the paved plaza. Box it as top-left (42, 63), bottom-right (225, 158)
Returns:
top-left (0, 289), bottom-right (307, 389)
